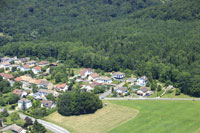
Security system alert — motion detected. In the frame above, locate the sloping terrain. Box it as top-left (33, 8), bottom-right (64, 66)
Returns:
top-left (0, 0), bottom-right (200, 97)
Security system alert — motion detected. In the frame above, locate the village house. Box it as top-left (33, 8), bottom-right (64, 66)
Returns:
top-left (37, 79), bottom-right (54, 90)
top-left (82, 82), bottom-right (104, 92)
top-left (1, 56), bottom-right (12, 63)
top-left (116, 87), bottom-right (128, 95)
top-left (41, 100), bottom-right (55, 109)
top-left (0, 124), bottom-right (27, 133)
top-left (80, 68), bottom-right (93, 79)
top-left (15, 75), bottom-right (32, 90)
top-left (18, 65), bottom-right (30, 72)
top-left (81, 85), bottom-right (93, 92)
top-left (54, 83), bottom-right (68, 91)
top-left (38, 89), bottom-right (58, 97)
top-left (37, 61), bottom-right (49, 67)
top-left (18, 98), bottom-right (32, 110)
top-left (76, 77), bottom-right (83, 82)
top-left (97, 76), bottom-right (112, 84)
top-left (136, 76), bottom-right (148, 86)
top-left (137, 87), bottom-right (149, 96)
top-left (25, 60), bottom-right (37, 67)
top-left (0, 73), bottom-right (14, 81)
top-left (32, 66), bottom-right (41, 74)
top-left (33, 92), bottom-right (45, 100)
top-left (88, 73), bottom-right (99, 81)
top-left (20, 57), bottom-right (30, 63)
top-left (0, 62), bottom-right (11, 70)
top-left (112, 72), bottom-right (126, 80)
top-left (13, 89), bottom-right (28, 98)
top-left (14, 59), bottom-right (22, 65)
top-left (90, 82), bottom-right (103, 88)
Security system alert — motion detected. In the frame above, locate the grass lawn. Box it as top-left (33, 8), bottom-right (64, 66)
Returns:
top-left (149, 90), bottom-right (164, 98)
top-left (71, 68), bottom-right (82, 75)
top-left (44, 102), bottom-right (138, 133)
top-left (47, 129), bottom-right (54, 133)
top-left (162, 91), bottom-right (195, 98)
top-left (109, 100), bottom-right (200, 133)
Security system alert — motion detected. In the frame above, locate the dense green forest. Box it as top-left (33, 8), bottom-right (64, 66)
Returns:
top-left (0, 0), bottom-right (200, 96)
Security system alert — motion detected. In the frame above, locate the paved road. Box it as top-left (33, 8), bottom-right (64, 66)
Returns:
top-left (19, 113), bottom-right (69, 133)
top-left (99, 88), bottom-right (112, 98)
top-left (0, 109), bottom-right (69, 133)
top-left (103, 97), bottom-right (200, 101)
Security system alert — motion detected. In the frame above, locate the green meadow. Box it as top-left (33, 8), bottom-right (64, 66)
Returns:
top-left (109, 100), bottom-right (200, 133)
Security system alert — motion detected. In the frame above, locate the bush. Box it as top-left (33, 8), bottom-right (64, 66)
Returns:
top-left (30, 108), bottom-right (47, 117)
top-left (167, 89), bottom-right (174, 94)
top-left (0, 98), bottom-right (6, 106)
top-left (15, 119), bottom-right (25, 127)
top-left (24, 117), bottom-right (33, 128)
top-left (27, 120), bottom-right (47, 133)
top-left (175, 88), bottom-right (181, 95)
top-left (1, 108), bottom-right (9, 117)
top-left (57, 91), bottom-right (102, 116)
top-left (93, 86), bottom-right (106, 94)
top-left (157, 85), bottom-right (162, 92)
top-left (10, 112), bottom-right (20, 122)
top-left (7, 94), bottom-right (20, 104)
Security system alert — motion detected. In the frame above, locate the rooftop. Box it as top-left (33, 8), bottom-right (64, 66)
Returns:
top-left (13, 89), bottom-right (23, 96)
top-left (0, 73), bottom-right (14, 79)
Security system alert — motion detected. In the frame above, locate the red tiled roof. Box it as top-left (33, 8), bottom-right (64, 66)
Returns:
top-left (0, 73), bottom-right (14, 79)
top-left (14, 77), bottom-right (22, 82)
top-left (38, 61), bottom-right (49, 65)
top-left (13, 89), bottom-right (22, 96)
top-left (33, 66), bottom-right (41, 70)
top-left (80, 68), bottom-right (92, 76)
top-left (35, 80), bottom-right (41, 85)
top-left (23, 65), bottom-right (30, 68)
top-left (90, 73), bottom-right (99, 78)
top-left (55, 83), bottom-right (66, 89)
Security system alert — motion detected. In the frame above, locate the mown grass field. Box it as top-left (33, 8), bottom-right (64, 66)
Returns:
top-left (44, 102), bottom-right (138, 133)
top-left (109, 100), bottom-right (200, 133)
top-left (44, 100), bottom-right (200, 133)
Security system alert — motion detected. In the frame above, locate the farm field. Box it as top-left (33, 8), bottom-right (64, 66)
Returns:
top-left (109, 100), bottom-right (200, 133)
top-left (44, 102), bottom-right (138, 133)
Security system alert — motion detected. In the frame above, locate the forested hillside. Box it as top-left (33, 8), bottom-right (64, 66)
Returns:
top-left (0, 0), bottom-right (200, 96)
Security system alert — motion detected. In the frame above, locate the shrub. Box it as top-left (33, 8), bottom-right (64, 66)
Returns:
top-left (175, 88), bottom-right (181, 95)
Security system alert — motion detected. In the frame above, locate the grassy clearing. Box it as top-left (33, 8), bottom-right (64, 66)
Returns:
top-left (71, 68), bottom-right (82, 75)
top-left (109, 100), bottom-right (200, 133)
top-left (149, 90), bottom-right (164, 98)
top-left (162, 91), bottom-right (195, 98)
top-left (44, 102), bottom-right (138, 133)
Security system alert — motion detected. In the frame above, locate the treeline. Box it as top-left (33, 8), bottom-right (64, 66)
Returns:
top-left (0, 0), bottom-right (200, 96)
top-left (131, 0), bottom-right (200, 21)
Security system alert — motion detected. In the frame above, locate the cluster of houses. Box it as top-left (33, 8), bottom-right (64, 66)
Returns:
top-left (76, 68), bottom-right (151, 97)
top-left (0, 56), bottom-right (58, 110)
top-left (77, 68), bottom-right (127, 92)
top-left (0, 56), bottom-right (153, 110)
